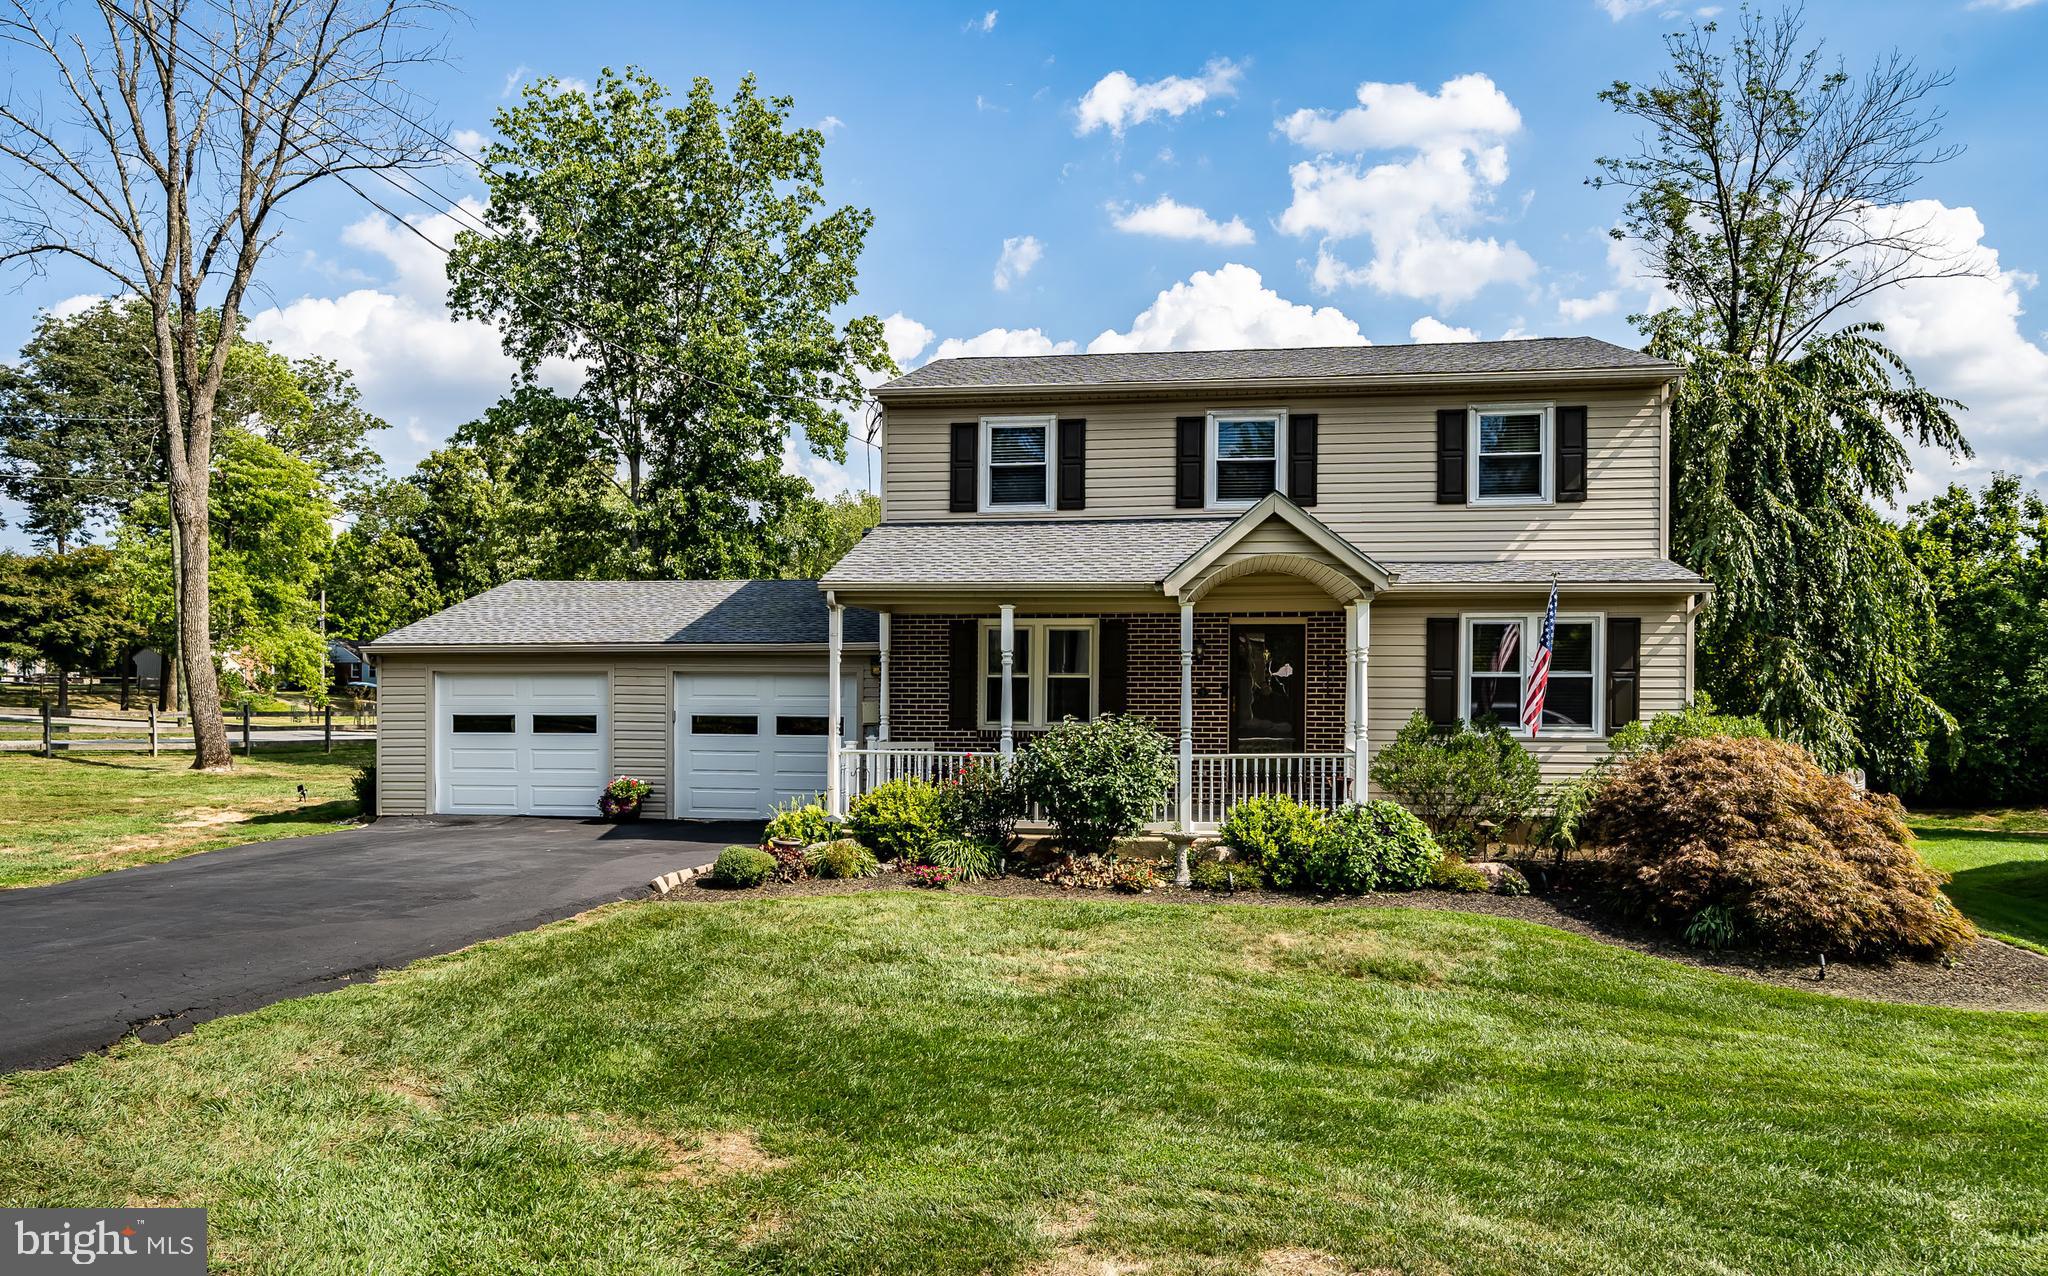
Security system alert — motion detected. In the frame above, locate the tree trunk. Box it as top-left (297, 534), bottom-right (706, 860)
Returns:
top-left (172, 477), bottom-right (232, 770)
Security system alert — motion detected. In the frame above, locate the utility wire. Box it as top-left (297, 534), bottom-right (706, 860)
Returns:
top-left (138, 0), bottom-right (884, 457)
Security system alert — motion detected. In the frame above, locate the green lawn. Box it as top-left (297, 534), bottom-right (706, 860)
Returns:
top-left (0, 893), bottom-right (2040, 1275)
top-left (1912, 819), bottom-right (2048, 955)
top-left (0, 745), bottom-right (371, 889)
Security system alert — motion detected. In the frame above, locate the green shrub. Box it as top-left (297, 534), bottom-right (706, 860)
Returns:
top-left (806, 837), bottom-right (880, 880)
top-left (1298, 799), bottom-right (1442, 895)
top-left (927, 836), bottom-right (999, 882)
top-left (1587, 736), bottom-right (1975, 958)
top-left (1608, 695), bottom-right (1770, 761)
top-left (1187, 857), bottom-right (1261, 892)
top-left (843, 778), bottom-right (949, 863)
top-left (351, 766), bottom-right (376, 819)
top-left (1428, 857), bottom-right (1491, 893)
top-left (1368, 711), bottom-right (1541, 855)
top-left (712, 845), bottom-right (776, 888)
top-left (945, 757), bottom-right (1027, 851)
top-left (764, 795), bottom-right (837, 846)
top-left (1218, 795), bottom-right (1328, 890)
top-left (1684, 904), bottom-right (1742, 950)
top-left (1015, 715), bottom-right (1175, 856)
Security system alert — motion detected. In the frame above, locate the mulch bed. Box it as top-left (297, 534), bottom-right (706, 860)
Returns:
top-left (658, 867), bottom-right (2048, 1013)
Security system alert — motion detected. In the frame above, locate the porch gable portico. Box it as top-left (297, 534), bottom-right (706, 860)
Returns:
top-left (820, 498), bottom-right (1388, 829)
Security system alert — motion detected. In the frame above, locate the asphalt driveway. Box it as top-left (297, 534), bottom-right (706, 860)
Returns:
top-left (0, 815), bottom-right (749, 1072)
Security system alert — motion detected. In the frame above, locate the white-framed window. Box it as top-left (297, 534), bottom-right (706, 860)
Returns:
top-left (1469, 403), bottom-right (1552, 505)
top-left (979, 619), bottom-right (1097, 729)
top-left (981, 415), bottom-right (1054, 511)
top-left (1208, 410), bottom-right (1288, 508)
top-left (1460, 611), bottom-right (1602, 736)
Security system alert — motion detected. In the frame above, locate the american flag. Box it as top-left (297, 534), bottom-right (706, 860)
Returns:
top-left (1523, 583), bottom-right (1558, 735)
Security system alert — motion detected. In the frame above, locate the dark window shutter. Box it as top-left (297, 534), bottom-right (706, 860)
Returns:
top-left (1288, 413), bottom-right (1318, 506)
top-left (1606, 617), bottom-right (1641, 732)
top-left (948, 618), bottom-right (977, 730)
top-left (949, 422), bottom-right (978, 513)
top-left (1435, 409), bottom-right (1467, 505)
top-left (1175, 416), bottom-right (1205, 508)
top-left (1557, 405), bottom-right (1588, 503)
top-left (1426, 616), bottom-right (1460, 727)
top-left (1097, 618), bottom-right (1127, 715)
top-left (1057, 418), bottom-right (1087, 510)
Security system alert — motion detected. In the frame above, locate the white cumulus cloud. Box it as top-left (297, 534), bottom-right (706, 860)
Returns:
top-left (992, 234), bottom-right (1043, 291)
top-left (933, 327), bottom-right (1080, 360)
top-left (1108, 195), bottom-right (1254, 246)
top-left (1277, 74), bottom-right (1536, 308)
top-left (1409, 316), bottom-right (1479, 343)
top-left (966, 9), bottom-right (998, 32)
top-left (1075, 57), bottom-right (1242, 137)
top-left (1087, 264), bottom-right (1367, 353)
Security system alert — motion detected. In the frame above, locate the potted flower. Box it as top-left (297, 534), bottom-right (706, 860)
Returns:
top-left (600, 775), bottom-right (651, 822)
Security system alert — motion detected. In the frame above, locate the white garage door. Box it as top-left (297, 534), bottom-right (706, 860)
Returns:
top-left (675, 673), bottom-right (857, 819)
top-left (435, 673), bottom-right (609, 817)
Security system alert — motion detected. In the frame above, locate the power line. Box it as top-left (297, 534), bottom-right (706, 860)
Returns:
top-left (142, 0), bottom-right (885, 458)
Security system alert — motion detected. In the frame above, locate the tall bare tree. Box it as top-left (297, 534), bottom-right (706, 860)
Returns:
top-left (0, 0), bottom-right (444, 767)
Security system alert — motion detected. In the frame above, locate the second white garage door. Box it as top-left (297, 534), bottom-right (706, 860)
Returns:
top-left (675, 673), bottom-right (857, 818)
top-left (435, 673), bottom-right (609, 817)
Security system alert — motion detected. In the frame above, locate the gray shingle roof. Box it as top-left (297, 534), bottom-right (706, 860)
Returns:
top-left (820, 517), bottom-right (1234, 587)
top-left (1385, 559), bottom-right (1707, 588)
top-left (366, 580), bottom-right (878, 648)
top-left (880, 337), bottom-right (1676, 394)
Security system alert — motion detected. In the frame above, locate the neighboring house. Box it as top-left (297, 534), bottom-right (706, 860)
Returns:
top-left (366, 336), bottom-right (1704, 826)
top-left (327, 638), bottom-right (375, 691)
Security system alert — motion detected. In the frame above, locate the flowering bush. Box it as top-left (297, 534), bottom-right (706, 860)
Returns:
top-left (904, 864), bottom-right (957, 889)
top-left (944, 756), bottom-right (1027, 851)
top-left (1587, 736), bottom-right (1975, 958)
top-left (600, 775), bottom-right (651, 820)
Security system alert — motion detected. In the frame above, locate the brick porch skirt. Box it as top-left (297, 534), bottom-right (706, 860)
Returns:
top-left (880, 611), bottom-right (1346, 753)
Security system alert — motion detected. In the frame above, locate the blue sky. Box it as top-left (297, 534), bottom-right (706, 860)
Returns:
top-left (6, 0), bottom-right (2047, 522)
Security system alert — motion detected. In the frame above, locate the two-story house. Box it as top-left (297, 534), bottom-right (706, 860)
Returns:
top-left (819, 337), bottom-right (1704, 825)
top-left (364, 337), bottom-right (1704, 827)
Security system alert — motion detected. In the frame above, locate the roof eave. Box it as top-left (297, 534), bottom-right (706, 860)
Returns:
top-left (1381, 579), bottom-right (1710, 595)
top-left (875, 364), bottom-right (1682, 404)
top-left (365, 640), bottom-right (881, 656)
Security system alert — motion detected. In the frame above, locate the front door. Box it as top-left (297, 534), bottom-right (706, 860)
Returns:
top-left (1229, 622), bottom-right (1305, 752)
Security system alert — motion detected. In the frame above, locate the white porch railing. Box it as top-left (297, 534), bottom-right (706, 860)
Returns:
top-left (836, 747), bottom-right (1355, 831)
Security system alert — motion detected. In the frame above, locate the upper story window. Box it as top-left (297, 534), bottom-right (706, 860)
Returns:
top-left (981, 416), bottom-right (1054, 511)
top-left (1463, 612), bottom-right (1601, 736)
top-left (1470, 404), bottom-right (1551, 504)
top-left (1209, 411), bottom-right (1287, 507)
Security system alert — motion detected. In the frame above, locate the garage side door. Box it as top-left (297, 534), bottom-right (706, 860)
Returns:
top-left (674, 673), bottom-right (857, 819)
top-left (435, 673), bottom-right (608, 817)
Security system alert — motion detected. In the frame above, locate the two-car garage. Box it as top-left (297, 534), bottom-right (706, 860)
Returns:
top-left (369, 580), bottom-right (879, 821)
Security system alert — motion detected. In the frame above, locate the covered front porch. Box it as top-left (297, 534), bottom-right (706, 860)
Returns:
top-left (817, 495), bottom-right (1388, 831)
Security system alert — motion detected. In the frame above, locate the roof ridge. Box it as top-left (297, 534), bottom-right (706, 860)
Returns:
top-left (922, 335), bottom-right (1601, 365)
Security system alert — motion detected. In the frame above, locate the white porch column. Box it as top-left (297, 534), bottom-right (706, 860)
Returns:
top-left (1351, 597), bottom-right (1372, 797)
top-left (1178, 600), bottom-right (1194, 829)
top-left (877, 611), bottom-right (891, 742)
top-left (998, 604), bottom-right (1016, 760)
top-left (826, 595), bottom-right (844, 816)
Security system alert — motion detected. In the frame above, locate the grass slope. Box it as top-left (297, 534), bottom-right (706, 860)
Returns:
top-left (0, 894), bottom-right (2040, 1275)
top-left (0, 745), bottom-right (370, 889)
top-left (1913, 825), bottom-right (2048, 955)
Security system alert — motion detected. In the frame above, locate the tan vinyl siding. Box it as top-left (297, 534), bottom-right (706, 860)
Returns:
top-left (1364, 592), bottom-right (1692, 786)
top-left (371, 651), bottom-right (876, 819)
top-left (374, 659), bottom-right (430, 815)
top-left (882, 384), bottom-right (1666, 562)
top-left (610, 664), bottom-right (673, 816)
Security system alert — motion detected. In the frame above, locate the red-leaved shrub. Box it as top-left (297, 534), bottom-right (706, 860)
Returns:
top-left (1586, 736), bottom-right (1974, 959)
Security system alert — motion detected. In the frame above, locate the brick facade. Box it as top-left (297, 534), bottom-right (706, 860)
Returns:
top-left (882, 610), bottom-right (1346, 753)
